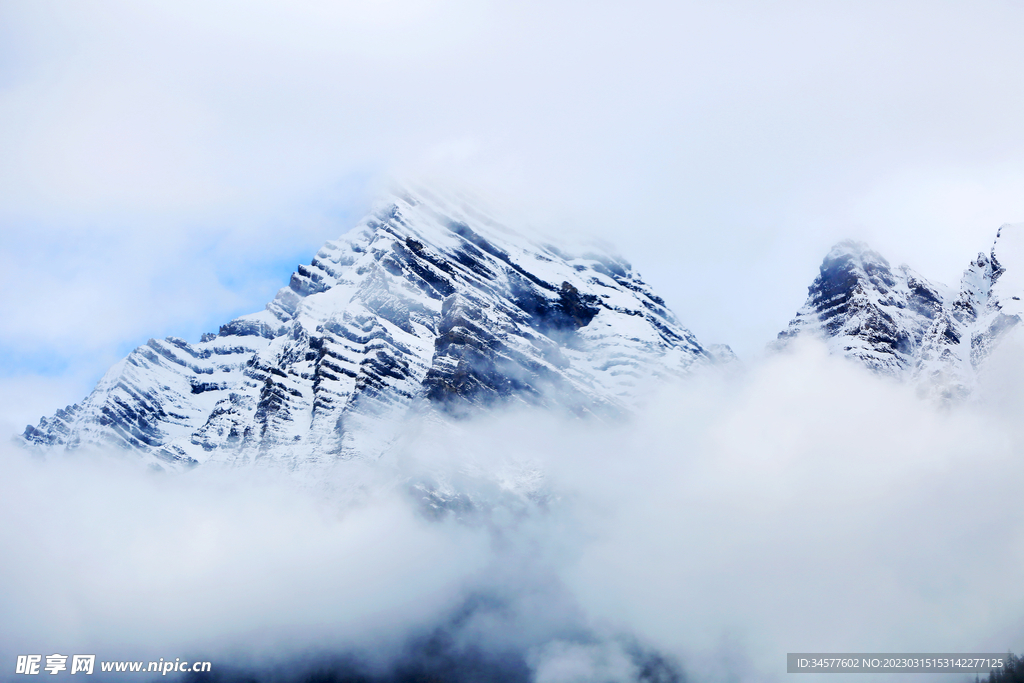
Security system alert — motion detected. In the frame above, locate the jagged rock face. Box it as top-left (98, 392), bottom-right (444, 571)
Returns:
top-left (776, 241), bottom-right (951, 375)
top-left (778, 226), bottom-right (1023, 398)
top-left (23, 187), bottom-right (724, 469)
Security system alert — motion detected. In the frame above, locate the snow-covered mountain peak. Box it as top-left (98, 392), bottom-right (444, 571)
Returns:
top-left (776, 237), bottom-right (943, 375)
top-left (818, 239), bottom-right (938, 296)
top-left (22, 186), bottom-right (727, 470)
top-left (779, 225), bottom-right (1022, 399)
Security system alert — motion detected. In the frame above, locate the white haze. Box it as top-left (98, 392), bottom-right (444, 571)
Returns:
top-left (4, 338), bottom-right (1024, 682)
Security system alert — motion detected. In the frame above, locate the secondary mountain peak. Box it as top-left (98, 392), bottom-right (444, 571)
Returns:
top-left (777, 225), bottom-right (1023, 399)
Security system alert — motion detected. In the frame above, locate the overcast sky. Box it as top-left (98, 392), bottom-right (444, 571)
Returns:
top-left (3, 0), bottom-right (1024, 431)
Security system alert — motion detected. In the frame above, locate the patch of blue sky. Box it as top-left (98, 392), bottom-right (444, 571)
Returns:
top-left (0, 346), bottom-right (75, 379)
top-left (1, 171), bottom-right (375, 388)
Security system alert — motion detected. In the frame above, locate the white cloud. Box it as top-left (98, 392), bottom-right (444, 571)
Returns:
top-left (4, 340), bottom-right (1023, 681)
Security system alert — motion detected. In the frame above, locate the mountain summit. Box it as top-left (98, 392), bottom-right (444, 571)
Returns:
top-left (23, 186), bottom-right (729, 469)
top-left (777, 225), bottom-right (1023, 398)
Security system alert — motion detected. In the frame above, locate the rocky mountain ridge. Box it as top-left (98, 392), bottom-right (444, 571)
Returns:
top-left (776, 224), bottom-right (1023, 398)
top-left (22, 187), bottom-right (728, 470)
top-left (21, 189), bottom-right (1022, 471)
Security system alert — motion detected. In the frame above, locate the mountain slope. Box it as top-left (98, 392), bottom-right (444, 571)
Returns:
top-left (23, 187), bottom-right (728, 469)
top-left (777, 225), bottom-right (1023, 398)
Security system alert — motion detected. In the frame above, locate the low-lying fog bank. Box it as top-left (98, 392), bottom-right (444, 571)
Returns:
top-left (3, 338), bottom-right (1023, 683)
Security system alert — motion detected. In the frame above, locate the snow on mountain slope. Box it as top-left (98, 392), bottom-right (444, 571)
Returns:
top-left (22, 186), bottom-right (729, 470)
top-left (777, 225), bottom-right (1023, 398)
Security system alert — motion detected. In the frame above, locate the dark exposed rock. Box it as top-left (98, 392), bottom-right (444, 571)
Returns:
top-left (218, 319), bottom-right (277, 339)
